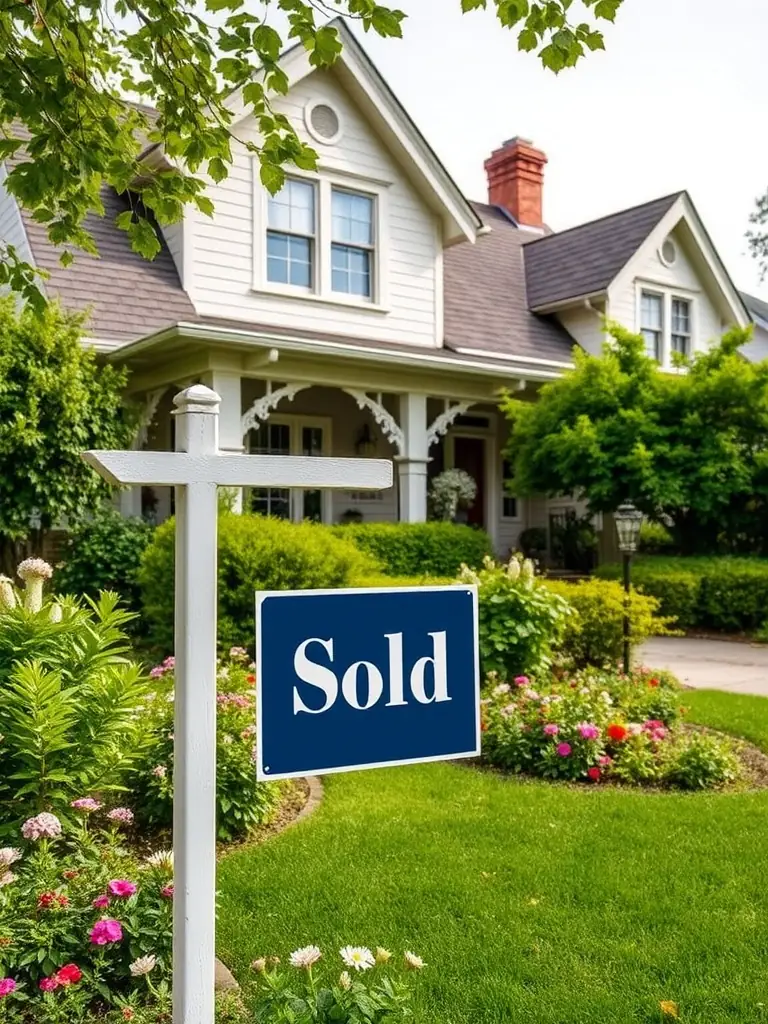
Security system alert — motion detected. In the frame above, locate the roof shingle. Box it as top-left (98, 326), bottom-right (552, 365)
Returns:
top-left (523, 192), bottom-right (684, 310)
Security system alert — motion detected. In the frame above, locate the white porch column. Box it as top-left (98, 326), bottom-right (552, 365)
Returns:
top-left (205, 370), bottom-right (244, 513)
top-left (397, 393), bottom-right (428, 522)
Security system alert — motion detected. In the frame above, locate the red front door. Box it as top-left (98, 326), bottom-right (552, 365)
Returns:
top-left (453, 436), bottom-right (486, 528)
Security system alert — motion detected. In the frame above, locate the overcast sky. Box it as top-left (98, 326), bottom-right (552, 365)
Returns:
top-left (351, 0), bottom-right (768, 299)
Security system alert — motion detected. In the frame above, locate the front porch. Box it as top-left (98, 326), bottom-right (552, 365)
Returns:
top-left (110, 322), bottom-right (569, 557)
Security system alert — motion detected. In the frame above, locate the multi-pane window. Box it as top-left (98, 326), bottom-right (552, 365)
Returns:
top-left (331, 189), bottom-right (374, 298)
top-left (249, 423), bottom-right (291, 518)
top-left (501, 459), bottom-right (518, 519)
top-left (640, 292), bottom-right (663, 361)
top-left (266, 179), bottom-right (315, 288)
top-left (671, 298), bottom-right (691, 356)
top-left (249, 419), bottom-right (329, 522)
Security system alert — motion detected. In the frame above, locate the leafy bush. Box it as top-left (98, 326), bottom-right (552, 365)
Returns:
top-left (518, 527), bottom-right (547, 560)
top-left (338, 522), bottom-right (493, 578)
top-left (481, 663), bottom-right (738, 789)
top-left (0, 810), bottom-right (172, 1018)
top-left (459, 555), bottom-right (572, 679)
top-left (139, 514), bottom-right (377, 653)
top-left (638, 521), bottom-right (676, 555)
top-left (543, 577), bottom-right (675, 667)
top-left (246, 944), bottom-right (423, 1024)
top-left (57, 505), bottom-right (155, 615)
top-left (596, 556), bottom-right (768, 632)
top-left (0, 562), bottom-right (151, 835)
top-left (132, 649), bottom-right (280, 842)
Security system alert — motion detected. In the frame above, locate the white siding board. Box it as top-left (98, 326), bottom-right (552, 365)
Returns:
top-left (556, 304), bottom-right (606, 356)
top-left (161, 220), bottom-right (184, 280)
top-left (0, 165), bottom-right (33, 268)
top-left (191, 70), bottom-right (440, 347)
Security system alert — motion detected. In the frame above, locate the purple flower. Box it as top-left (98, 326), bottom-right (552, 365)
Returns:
top-left (71, 798), bottom-right (102, 813)
top-left (578, 723), bottom-right (600, 740)
top-left (21, 813), bottom-right (61, 840)
top-left (556, 743), bottom-right (572, 757)
top-left (90, 919), bottom-right (123, 945)
top-left (108, 880), bottom-right (137, 898)
top-left (543, 723), bottom-right (560, 736)
top-left (0, 978), bottom-right (16, 997)
top-left (107, 808), bottom-right (134, 825)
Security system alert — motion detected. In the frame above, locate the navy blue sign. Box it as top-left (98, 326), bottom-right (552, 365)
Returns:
top-left (255, 585), bottom-right (479, 780)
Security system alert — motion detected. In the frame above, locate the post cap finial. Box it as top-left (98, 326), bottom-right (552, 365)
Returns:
top-left (172, 385), bottom-right (221, 416)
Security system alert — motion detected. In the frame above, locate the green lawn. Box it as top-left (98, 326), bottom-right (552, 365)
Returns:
top-left (217, 691), bottom-right (768, 1024)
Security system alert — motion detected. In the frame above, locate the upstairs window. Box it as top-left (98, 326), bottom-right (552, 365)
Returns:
top-left (266, 179), bottom-right (315, 289)
top-left (640, 292), bottom-right (663, 361)
top-left (331, 189), bottom-right (375, 299)
top-left (671, 298), bottom-right (691, 356)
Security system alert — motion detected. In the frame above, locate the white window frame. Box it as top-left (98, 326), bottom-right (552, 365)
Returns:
top-left (253, 162), bottom-right (391, 312)
top-left (670, 295), bottom-right (692, 357)
top-left (639, 289), bottom-right (664, 362)
top-left (264, 177), bottom-right (317, 293)
top-left (246, 413), bottom-right (333, 523)
top-left (500, 457), bottom-right (522, 523)
top-left (635, 282), bottom-right (697, 368)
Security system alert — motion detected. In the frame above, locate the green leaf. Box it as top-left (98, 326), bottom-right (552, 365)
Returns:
top-left (461, 0), bottom-right (486, 9)
top-left (260, 162), bottom-right (285, 195)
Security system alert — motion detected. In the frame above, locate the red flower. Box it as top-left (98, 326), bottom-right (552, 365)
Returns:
top-left (246, 674), bottom-right (256, 683)
top-left (62, 870), bottom-right (79, 881)
top-left (607, 723), bottom-right (628, 742)
top-left (37, 891), bottom-right (67, 910)
top-left (587, 767), bottom-right (601, 782)
top-left (648, 677), bottom-right (660, 688)
top-left (122, 1009), bottom-right (135, 1021)
top-left (480, 722), bottom-right (488, 732)
top-left (56, 964), bottom-right (82, 986)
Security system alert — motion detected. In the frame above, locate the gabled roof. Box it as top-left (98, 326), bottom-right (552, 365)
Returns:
top-left (524, 192), bottom-right (683, 310)
top-left (742, 291), bottom-right (768, 328)
top-left (444, 203), bottom-right (575, 364)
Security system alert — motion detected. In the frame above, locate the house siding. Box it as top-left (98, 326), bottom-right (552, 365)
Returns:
top-left (556, 303), bottom-right (606, 356)
top-left (0, 165), bottom-right (33, 269)
top-left (742, 323), bottom-right (768, 363)
top-left (190, 70), bottom-right (440, 347)
top-left (161, 221), bottom-right (184, 282)
top-left (608, 225), bottom-right (723, 355)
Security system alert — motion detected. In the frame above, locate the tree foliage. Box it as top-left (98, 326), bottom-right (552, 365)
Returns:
top-left (0, 298), bottom-right (137, 563)
top-left (747, 190), bottom-right (768, 282)
top-left (0, 0), bottom-right (624, 305)
top-left (502, 323), bottom-right (768, 554)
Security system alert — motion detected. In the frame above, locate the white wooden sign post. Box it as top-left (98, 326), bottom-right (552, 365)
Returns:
top-left (82, 385), bottom-right (393, 1024)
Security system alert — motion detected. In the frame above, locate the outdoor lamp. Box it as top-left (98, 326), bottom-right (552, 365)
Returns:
top-left (614, 502), bottom-right (644, 674)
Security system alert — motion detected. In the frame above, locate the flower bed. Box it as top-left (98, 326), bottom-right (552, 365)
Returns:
top-left (480, 665), bottom-right (740, 789)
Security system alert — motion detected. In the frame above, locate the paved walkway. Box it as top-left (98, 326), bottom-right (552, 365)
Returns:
top-left (640, 636), bottom-right (768, 697)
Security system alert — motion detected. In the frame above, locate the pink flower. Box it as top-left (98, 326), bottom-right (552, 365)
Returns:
top-left (578, 723), bottom-right (600, 740)
top-left (92, 894), bottom-right (110, 909)
top-left (149, 666), bottom-right (165, 679)
top-left (39, 977), bottom-right (59, 992)
top-left (556, 743), bottom-right (572, 757)
top-left (163, 656), bottom-right (176, 670)
top-left (152, 765), bottom-right (167, 778)
top-left (21, 812), bottom-right (61, 840)
top-left (543, 723), bottom-right (559, 736)
top-left (71, 798), bottom-right (102, 813)
top-left (598, 756), bottom-right (613, 767)
top-left (108, 880), bottom-right (137, 898)
top-left (90, 919), bottom-right (123, 945)
top-left (160, 884), bottom-right (174, 899)
top-left (0, 978), bottom-right (16, 997)
top-left (514, 676), bottom-right (529, 687)
top-left (107, 808), bottom-right (134, 825)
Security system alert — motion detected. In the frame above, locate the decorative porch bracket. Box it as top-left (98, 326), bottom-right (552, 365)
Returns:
top-left (426, 400), bottom-right (473, 449)
top-left (343, 389), bottom-right (405, 455)
top-left (240, 382), bottom-right (310, 438)
top-left (135, 387), bottom-right (168, 448)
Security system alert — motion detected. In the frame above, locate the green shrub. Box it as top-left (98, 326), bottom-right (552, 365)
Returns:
top-left (139, 513), bottom-right (378, 653)
top-left (543, 577), bottom-right (675, 667)
top-left (638, 520), bottom-right (676, 554)
top-left (335, 522), bottom-right (492, 577)
top-left (460, 555), bottom-right (572, 679)
top-left (596, 556), bottom-right (768, 632)
top-left (56, 504), bottom-right (154, 615)
top-left (132, 650), bottom-right (280, 842)
top-left (0, 563), bottom-right (150, 835)
top-left (662, 731), bottom-right (741, 789)
top-left (349, 573), bottom-right (453, 589)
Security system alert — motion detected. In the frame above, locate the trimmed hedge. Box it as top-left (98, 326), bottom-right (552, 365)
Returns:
top-left (595, 556), bottom-right (768, 633)
top-left (335, 522), bottom-right (492, 577)
top-left (138, 513), bottom-right (378, 653)
top-left (544, 577), bottom-right (674, 667)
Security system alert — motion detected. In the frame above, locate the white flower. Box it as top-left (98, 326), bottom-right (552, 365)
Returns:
top-left (289, 945), bottom-right (322, 969)
top-left (339, 971), bottom-right (352, 990)
top-left (500, 704), bottom-right (516, 718)
top-left (375, 947), bottom-right (392, 964)
top-left (49, 604), bottom-right (62, 623)
top-left (0, 871), bottom-right (15, 887)
top-left (404, 951), bottom-right (425, 970)
top-left (492, 683), bottom-right (511, 696)
top-left (0, 576), bottom-right (16, 611)
top-left (17, 559), bottom-right (52, 614)
top-left (145, 849), bottom-right (173, 870)
top-left (580, 687), bottom-right (591, 696)
top-left (506, 558), bottom-right (521, 581)
top-left (521, 559), bottom-right (535, 581)
top-left (339, 946), bottom-right (375, 972)
top-left (0, 848), bottom-right (21, 869)
top-left (600, 691), bottom-right (613, 705)
top-left (130, 954), bottom-right (157, 977)
top-left (152, 765), bottom-right (167, 778)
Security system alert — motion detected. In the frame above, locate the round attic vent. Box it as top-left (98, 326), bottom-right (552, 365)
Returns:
top-left (659, 237), bottom-right (677, 267)
top-left (305, 100), bottom-right (342, 144)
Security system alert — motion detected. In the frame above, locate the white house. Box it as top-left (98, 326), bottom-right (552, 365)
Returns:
top-left (0, 20), bottom-right (762, 558)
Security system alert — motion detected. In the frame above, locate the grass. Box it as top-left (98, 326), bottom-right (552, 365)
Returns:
top-left (217, 691), bottom-right (768, 1024)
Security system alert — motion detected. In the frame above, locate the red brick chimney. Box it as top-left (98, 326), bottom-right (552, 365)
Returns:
top-left (484, 137), bottom-right (547, 228)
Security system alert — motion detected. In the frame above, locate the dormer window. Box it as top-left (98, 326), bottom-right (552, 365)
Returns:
top-left (640, 291), bottom-right (663, 360)
top-left (255, 165), bottom-right (389, 310)
top-left (638, 287), bottom-right (695, 364)
top-left (671, 298), bottom-right (691, 356)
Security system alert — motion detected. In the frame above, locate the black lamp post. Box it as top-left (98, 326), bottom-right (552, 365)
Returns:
top-left (614, 502), bottom-right (644, 674)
